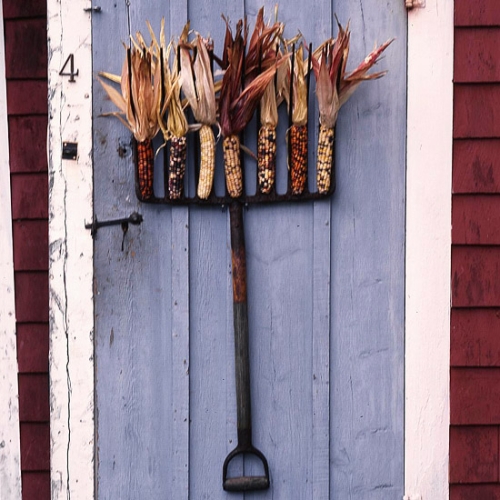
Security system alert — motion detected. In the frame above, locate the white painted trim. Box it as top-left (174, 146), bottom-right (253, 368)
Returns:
top-left (0, 0), bottom-right (23, 496)
top-left (47, 1), bottom-right (94, 498)
top-left (405, 1), bottom-right (453, 499)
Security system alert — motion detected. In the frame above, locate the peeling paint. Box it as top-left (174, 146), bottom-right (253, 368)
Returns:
top-left (48, 0), bottom-right (94, 498)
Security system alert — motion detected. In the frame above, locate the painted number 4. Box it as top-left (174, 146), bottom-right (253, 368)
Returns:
top-left (59, 54), bottom-right (79, 82)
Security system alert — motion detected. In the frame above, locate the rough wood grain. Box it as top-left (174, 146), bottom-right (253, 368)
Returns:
top-left (451, 368), bottom-right (500, 424)
top-left (452, 246), bottom-right (500, 307)
top-left (455, 28), bottom-right (500, 82)
top-left (330, 1), bottom-right (406, 498)
top-left (455, 0), bottom-right (500, 27)
top-left (454, 85), bottom-right (500, 138)
top-left (93, 0), bottom-right (406, 498)
top-left (451, 308), bottom-right (500, 366)
top-left (453, 194), bottom-right (500, 244)
top-left (449, 425), bottom-right (499, 483)
top-left (451, 484), bottom-right (500, 499)
top-left (453, 139), bottom-right (500, 193)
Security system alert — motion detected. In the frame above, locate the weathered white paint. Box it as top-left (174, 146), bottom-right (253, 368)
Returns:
top-left (47, 0), bottom-right (94, 498)
top-left (0, 0), bottom-right (22, 497)
top-left (405, 1), bottom-right (453, 498)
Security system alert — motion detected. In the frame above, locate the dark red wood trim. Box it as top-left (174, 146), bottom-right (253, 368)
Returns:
top-left (454, 85), bottom-right (500, 139)
top-left (453, 195), bottom-right (500, 245)
top-left (453, 139), bottom-right (500, 194)
top-left (452, 246), bottom-right (500, 307)
top-left (17, 323), bottom-right (49, 373)
top-left (11, 173), bottom-right (49, 220)
top-left (451, 484), bottom-right (500, 500)
top-left (451, 368), bottom-right (500, 424)
top-left (455, 0), bottom-right (500, 27)
top-left (20, 423), bottom-right (50, 471)
top-left (449, 425), bottom-right (499, 483)
top-left (455, 28), bottom-right (500, 83)
top-left (18, 373), bottom-right (50, 421)
top-left (8, 116), bottom-right (49, 173)
top-left (451, 308), bottom-right (500, 367)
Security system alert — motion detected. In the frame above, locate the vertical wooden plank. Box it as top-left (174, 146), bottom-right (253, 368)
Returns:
top-left (186, 4), bottom-right (244, 498)
top-left (168, 2), bottom-right (190, 497)
top-left (312, 201), bottom-right (331, 499)
top-left (330, 1), bottom-right (406, 498)
top-left (93, 2), bottom-right (174, 498)
top-left (405, 1), bottom-right (453, 498)
top-left (47, 0), bottom-right (94, 498)
top-left (311, 4), bottom-right (333, 498)
top-left (0, 0), bottom-right (22, 495)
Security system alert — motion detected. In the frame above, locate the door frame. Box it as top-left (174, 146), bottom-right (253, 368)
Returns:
top-left (47, 0), bottom-right (94, 498)
top-left (47, 2), bottom-right (453, 499)
top-left (405, 3), bottom-right (453, 499)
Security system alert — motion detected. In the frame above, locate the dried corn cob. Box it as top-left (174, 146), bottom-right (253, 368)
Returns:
top-left (289, 124), bottom-right (308, 194)
top-left (219, 12), bottom-right (287, 198)
top-left (197, 124), bottom-right (216, 199)
top-left (316, 125), bottom-right (334, 194)
top-left (168, 135), bottom-right (187, 199)
top-left (257, 125), bottom-right (276, 194)
top-left (180, 35), bottom-right (218, 199)
top-left (223, 135), bottom-right (243, 198)
top-left (151, 22), bottom-right (189, 198)
top-left (136, 139), bottom-right (155, 199)
top-left (98, 28), bottom-right (163, 201)
top-left (312, 20), bottom-right (392, 194)
top-left (283, 42), bottom-right (309, 195)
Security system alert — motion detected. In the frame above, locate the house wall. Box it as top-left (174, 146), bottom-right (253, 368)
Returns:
top-left (450, 0), bottom-right (500, 498)
top-left (2, 0), bottom-right (50, 498)
top-left (3, 0), bottom-right (476, 498)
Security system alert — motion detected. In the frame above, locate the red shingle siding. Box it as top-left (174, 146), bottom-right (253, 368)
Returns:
top-left (449, 426), bottom-right (499, 483)
top-left (3, 0), bottom-right (50, 497)
top-left (451, 484), bottom-right (500, 500)
top-left (451, 309), bottom-right (500, 367)
top-left (455, 0), bottom-right (500, 27)
top-left (452, 5), bottom-right (500, 494)
top-left (453, 140), bottom-right (500, 193)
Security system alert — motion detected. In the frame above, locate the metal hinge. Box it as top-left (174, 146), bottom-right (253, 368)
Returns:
top-left (405, 0), bottom-right (425, 8)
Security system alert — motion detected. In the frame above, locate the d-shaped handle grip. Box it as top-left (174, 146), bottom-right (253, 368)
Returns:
top-left (222, 445), bottom-right (270, 492)
top-left (223, 475), bottom-right (270, 492)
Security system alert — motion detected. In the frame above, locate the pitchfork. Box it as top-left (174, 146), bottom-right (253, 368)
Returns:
top-left (132, 44), bottom-right (336, 492)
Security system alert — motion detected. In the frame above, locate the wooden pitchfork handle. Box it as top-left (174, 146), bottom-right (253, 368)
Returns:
top-left (222, 201), bottom-right (270, 492)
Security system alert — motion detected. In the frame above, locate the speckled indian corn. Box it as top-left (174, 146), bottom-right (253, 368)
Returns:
top-left (168, 135), bottom-right (187, 200)
top-left (316, 125), bottom-right (335, 194)
top-left (289, 124), bottom-right (308, 195)
top-left (136, 139), bottom-right (155, 200)
top-left (257, 125), bottom-right (277, 194)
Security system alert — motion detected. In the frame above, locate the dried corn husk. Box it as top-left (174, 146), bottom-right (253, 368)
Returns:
top-left (98, 32), bottom-right (162, 143)
top-left (180, 34), bottom-right (217, 127)
top-left (312, 19), bottom-right (393, 129)
top-left (282, 40), bottom-right (308, 127)
top-left (219, 13), bottom-right (286, 138)
top-left (339, 37), bottom-right (394, 106)
top-left (311, 22), bottom-right (350, 129)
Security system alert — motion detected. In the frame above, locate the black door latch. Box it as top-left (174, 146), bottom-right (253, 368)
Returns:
top-left (85, 211), bottom-right (143, 250)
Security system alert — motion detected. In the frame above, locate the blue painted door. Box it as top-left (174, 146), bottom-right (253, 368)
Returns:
top-left (93, 1), bottom-right (406, 498)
